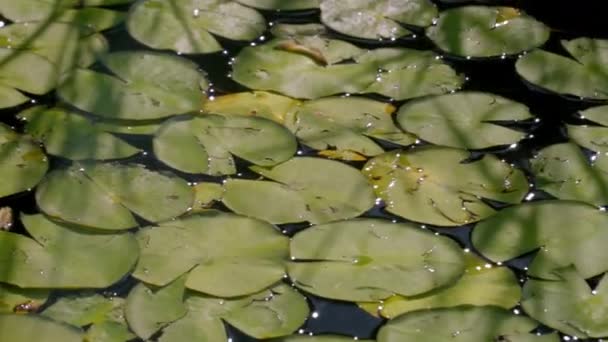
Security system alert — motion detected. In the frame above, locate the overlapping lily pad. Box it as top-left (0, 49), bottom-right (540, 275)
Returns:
top-left (377, 306), bottom-right (558, 341)
top-left (522, 268), bottom-right (608, 339)
top-left (133, 210), bottom-right (288, 297)
top-left (0, 124), bottom-right (48, 198)
top-left (233, 37), bottom-right (463, 100)
top-left (397, 92), bottom-right (533, 149)
top-left (127, 0), bottom-right (266, 54)
top-left (516, 38), bottom-right (608, 100)
top-left (567, 105), bottom-right (608, 153)
top-left (531, 142), bottom-right (608, 206)
top-left (19, 106), bottom-right (140, 161)
top-left (359, 253), bottom-right (520, 318)
top-left (427, 6), bottom-right (550, 58)
top-left (0, 314), bottom-right (83, 342)
top-left (223, 157), bottom-right (375, 224)
top-left (321, 0), bottom-right (437, 40)
top-left (153, 114), bottom-right (297, 175)
top-left (58, 51), bottom-right (208, 120)
top-left (0, 213), bottom-right (138, 288)
top-left (363, 147), bottom-right (528, 226)
top-left (472, 201), bottom-right (608, 279)
top-left (0, 283), bottom-right (49, 313)
top-left (36, 162), bottom-right (193, 230)
top-left (203, 91), bottom-right (300, 123)
top-left (289, 218), bottom-right (465, 302)
top-left (236, 0), bottom-right (320, 10)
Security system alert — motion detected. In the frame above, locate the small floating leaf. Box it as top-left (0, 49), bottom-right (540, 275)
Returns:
top-left (377, 306), bottom-right (559, 341)
top-left (42, 293), bottom-right (125, 327)
top-left (0, 314), bottom-right (83, 341)
top-left (363, 147), bottom-right (528, 226)
top-left (360, 253), bottom-right (520, 318)
top-left (472, 201), bottom-right (608, 279)
top-left (289, 218), bottom-right (465, 302)
top-left (0, 213), bottom-right (138, 288)
top-left (127, 0), bottom-right (266, 54)
top-left (567, 105), bottom-right (608, 153)
top-left (58, 51), bottom-right (208, 120)
top-left (153, 114), bottom-right (297, 175)
top-left (397, 92), bottom-right (533, 149)
top-left (531, 143), bottom-right (608, 206)
top-left (19, 106), bottom-right (140, 161)
top-left (320, 0), bottom-right (437, 40)
top-left (223, 157), bottom-right (375, 224)
top-left (427, 6), bottom-right (550, 58)
top-left (0, 284), bottom-right (49, 313)
top-left (522, 268), bottom-right (608, 339)
top-left (236, 0), bottom-right (320, 10)
top-left (36, 162), bottom-right (193, 230)
top-left (133, 210), bottom-right (288, 297)
top-left (515, 38), bottom-right (608, 100)
top-left (0, 124), bottom-right (48, 198)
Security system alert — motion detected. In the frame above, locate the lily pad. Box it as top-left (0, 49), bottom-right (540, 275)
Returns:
top-left (472, 200), bottom-right (608, 280)
top-left (0, 213), bottom-right (138, 288)
top-left (236, 0), bottom-right (320, 10)
top-left (359, 252), bottom-right (520, 318)
top-left (0, 124), bottom-right (48, 198)
top-left (321, 0), bottom-right (437, 40)
top-left (515, 38), bottom-right (608, 100)
top-left (427, 6), bottom-right (550, 58)
top-left (567, 105), bottom-right (608, 153)
top-left (531, 142), bottom-right (608, 206)
top-left (203, 91), bottom-right (300, 123)
top-left (289, 218), bottom-right (465, 302)
top-left (0, 314), bottom-right (83, 342)
top-left (362, 147), bottom-right (528, 226)
top-left (133, 210), bottom-right (289, 297)
top-left (377, 306), bottom-right (559, 342)
top-left (522, 267), bottom-right (608, 339)
top-left (19, 106), bottom-right (140, 160)
top-left (153, 114), bottom-right (297, 175)
top-left (223, 157), bottom-right (376, 224)
top-left (0, 284), bottom-right (49, 313)
top-left (127, 0), bottom-right (266, 54)
top-left (233, 37), bottom-right (463, 100)
top-left (58, 51), bottom-right (208, 120)
top-left (396, 92), bottom-right (533, 149)
top-left (36, 162), bottom-right (193, 230)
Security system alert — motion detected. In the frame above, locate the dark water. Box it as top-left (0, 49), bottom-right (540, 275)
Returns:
top-left (2, 0), bottom-right (608, 341)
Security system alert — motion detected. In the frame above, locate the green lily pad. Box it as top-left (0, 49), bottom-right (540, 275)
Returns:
top-left (223, 157), bottom-right (375, 224)
top-left (133, 210), bottom-right (289, 297)
top-left (427, 6), bottom-right (550, 58)
top-left (273, 337), bottom-right (374, 342)
top-left (321, 0), bottom-right (437, 40)
top-left (377, 306), bottom-right (559, 342)
top-left (567, 105), bottom-right (608, 153)
top-left (0, 314), bottom-right (83, 341)
top-left (203, 91), bottom-right (300, 123)
top-left (359, 252), bottom-right (520, 318)
top-left (270, 23), bottom-right (328, 38)
top-left (19, 106), bottom-right (140, 161)
top-left (58, 51), bottom-right (208, 120)
top-left (0, 213), bottom-right (138, 288)
top-left (289, 218), bottom-right (465, 302)
top-left (36, 162), bottom-right (193, 230)
top-left (139, 282), bottom-right (308, 341)
top-left (0, 124), bottom-right (48, 198)
top-left (127, 0), bottom-right (266, 54)
top-left (236, 0), bottom-right (320, 10)
top-left (233, 37), bottom-right (463, 100)
top-left (515, 38), bottom-right (608, 100)
top-left (363, 147), bottom-right (528, 226)
top-left (153, 114), bottom-right (297, 175)
top-left (93, 119), bottom-right (162, 135)
top-left (0, 0), bottom-right (126, 31)
top-left (472, 200), bottom-right (608, 280)
top-left (0, 284), bottom-right (49, 313)
top-left (86, 321), bottom-right (135, 342)
top-left (531, 142), bottom-right (608, 206)
top-left (522, 267), bottom-right (608, 339)
top-left (396, 92), bottom-right (533, 149)
top-left (192, 183), bottom-right (224, 211)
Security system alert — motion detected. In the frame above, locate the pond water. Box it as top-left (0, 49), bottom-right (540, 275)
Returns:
top-left (1, 0), bottom-right (608, 341)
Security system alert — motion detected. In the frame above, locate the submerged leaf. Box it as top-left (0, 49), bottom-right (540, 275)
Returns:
top-left (397, 92), bottom-right (533, 149)
top-left (0, 314), bottom-right (83, 341)
top-left (427, 6), bottom-right (549, 58)
top-left (472, 201), bottom-right (608, 279)
top-left (363, 147), bottom-right (528, 226)
top-left (127, 0), bottom-right (266, 54)
top-left (289, 218), bottom-right (465, 301)
top-left (223, 157), bottom-right (375, 224)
